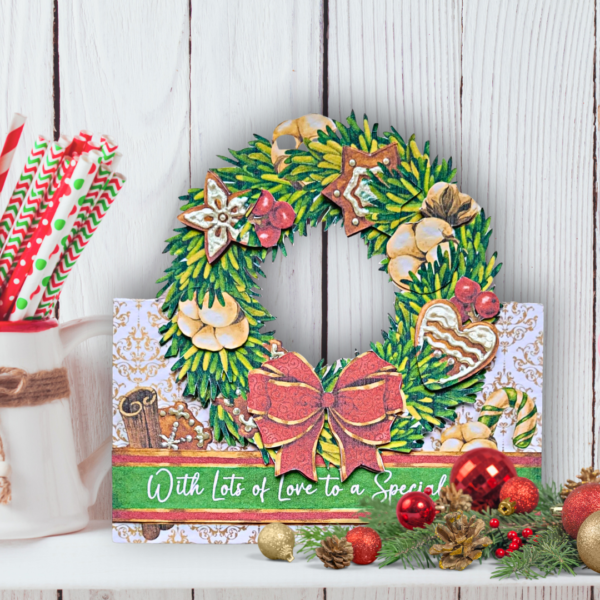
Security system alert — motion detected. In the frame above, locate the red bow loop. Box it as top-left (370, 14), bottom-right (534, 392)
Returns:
top-left (247, 351), bottom-right (403, 481)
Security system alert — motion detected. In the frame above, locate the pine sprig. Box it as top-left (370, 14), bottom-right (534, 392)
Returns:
top-left (296, 525), bottom-right (351, 561)
top-left (491, 527), bottom-right (582, 580)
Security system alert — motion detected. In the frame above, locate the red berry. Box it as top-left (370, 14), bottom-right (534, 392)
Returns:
top-left (508, 541), bottom-right (520, 551)
top-left (424, 487), bottom-right (433, 495)
top-left (450, 296), bottom-right (469, 323)
top-left (489, 518), bottom-right (500, 528)
top-left (507, 530), bottom-right (518, 540)
top-left (255, 223), bottom-right (281, 248)
top-left (268, 201), bottom-right (296, 229)
top-left (454, 277), bottom-right (481, 304)
top-left (253, 190), bottom-right (275, 216)
top-left (495, 548), bottom-right (506, 559)
top-left (505, 547), bottom-right (514, 554)
top-left (522, 528), bottom-right (533, 538)
top-left (475, 291), bottom-right (500, 319)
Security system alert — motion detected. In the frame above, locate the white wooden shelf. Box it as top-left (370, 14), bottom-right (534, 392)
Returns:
top-left (0, 521), bottom-right (596, 590)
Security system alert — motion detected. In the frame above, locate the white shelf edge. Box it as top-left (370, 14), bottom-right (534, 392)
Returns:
top-left (0, 521), bottom-right (596, 589)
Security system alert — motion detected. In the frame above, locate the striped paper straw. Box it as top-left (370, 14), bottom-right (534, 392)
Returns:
top-left (13, 141), bottom-right (67, 265)
top-left (70, 160), bottom-right (109, 238)
top-left (5, 156), bottom-right (98, 320)
top-left (0, 114), bottom-right (27, 194)
top-left (109, 152), bottom-right (122, 173)
top-left (36, 173), bottom-right (126, 318)
top-left (100, 135), bottom-right (118, 164)
top-left (0, 157), bottom-right (79, 317)
top-left (0, 136), bottom-right (48, 249)
top-left (0, 142), bottom-right (57, 286)
top-left (79, 130), bottom-right (93, 141)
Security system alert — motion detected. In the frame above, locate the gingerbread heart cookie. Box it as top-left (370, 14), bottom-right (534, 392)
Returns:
top-left (415, 299), bottom-right (499, 389)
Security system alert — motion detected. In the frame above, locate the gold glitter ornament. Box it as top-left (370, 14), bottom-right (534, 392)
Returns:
top-left (258, 522), bottom-right (295, 562)
top-left (577, 511), bottom-right (600, 573)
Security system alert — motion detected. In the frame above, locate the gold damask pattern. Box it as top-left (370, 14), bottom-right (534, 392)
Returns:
top-left (112, 298), bottom-right (261, 543)
top-left (427, 302), bottom-right (543, 453)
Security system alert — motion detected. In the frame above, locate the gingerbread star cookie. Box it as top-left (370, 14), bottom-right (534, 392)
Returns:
top-left (178, 172), bottom-right (250, 263)
top-left (322, 144), bottom-right (399, 236)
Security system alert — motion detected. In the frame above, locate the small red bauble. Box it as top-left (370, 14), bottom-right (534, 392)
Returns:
top-left (253, 190), bottom-right (275, 216)
top-left (255, 223), bottom-right (281, 248)
top-left (424, 487), bottom-right (433, 495)
top-left (507, 530), bottom-right (518, 540)
top-left (562, 482), bottom-right (600, 538)
top-left (475, 291), bottom-right (500, 318)
top-left (495, 548), bottom-right (506, 559)
top-left (346, 526), bottom-right (382, 565)
top-left (396, 491), bottom-right (437, 530)
top-left (268, 201), bottom-right (296, 229)
top-left (450, 448), bottom-right (517, 511)
top-left (499, 476), bottom-right (539, 513)
top-left (489, 518), bottom-right (500, 528)
top-left (454, 277), bottom-right (481, 304)
top-left (522, 528), bottom-right (533, 538)
top-left (508, 541), bottom-right (520, 551)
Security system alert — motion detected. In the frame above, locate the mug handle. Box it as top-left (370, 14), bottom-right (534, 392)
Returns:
top-left (58, 315), bottom-right (113, 506)
top-left (58, 315), bottom-right (112, 359)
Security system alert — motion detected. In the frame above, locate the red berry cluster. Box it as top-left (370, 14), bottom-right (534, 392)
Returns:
top-left (252, 190), bottom-right (296, 248)
top-left (450, 277), bottom-right (500, 323)
top-left (490, 519), bottom-right (534, 559)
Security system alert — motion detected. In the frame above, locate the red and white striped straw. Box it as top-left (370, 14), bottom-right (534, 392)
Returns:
top-left (0, 114), bottom-right (27, 194)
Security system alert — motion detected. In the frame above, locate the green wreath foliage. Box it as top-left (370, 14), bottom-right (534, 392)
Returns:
top-left (158, 111), bottom-right (502, 463)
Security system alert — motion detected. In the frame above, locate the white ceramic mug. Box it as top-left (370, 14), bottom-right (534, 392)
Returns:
top-left (0, 316), bottom-right (112, 539)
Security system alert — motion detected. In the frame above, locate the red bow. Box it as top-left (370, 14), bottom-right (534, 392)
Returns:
top-left (247, 351), bottom-right (403, 481)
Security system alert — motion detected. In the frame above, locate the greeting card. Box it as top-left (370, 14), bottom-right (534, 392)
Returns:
top-left (112, 112), bottom-right (542, 544)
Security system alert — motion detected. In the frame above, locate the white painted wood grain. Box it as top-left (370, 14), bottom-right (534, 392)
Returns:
top-left (0, 0), bottom-right (54, 212)
top-left (462, 588), bottom-right (592, 600)
top-left (0, 593), bottom-right (56, 600)
top-left (594, 0), bottom-right (600, 474)
top-left (326, 588), bottom-right (458, 600)
top-left (195, 590), bottom-right (323, 600)
top-left (57, 0), bottom-right (191, 518)
top-left (326, 0), bottom-right (462, 361)
top-left (461, 0), bottom-right (595, 483)
top-left (64, 592), bottom-right (190, 600)
top-left (190, 0), bottom-right (325, 366)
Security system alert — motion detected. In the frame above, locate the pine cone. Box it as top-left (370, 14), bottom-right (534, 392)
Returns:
top-left (315, 535), bottom-right (354, 569)
top-left (561, 466), bottom-right (600, 500)
top-left (429, 512), bottom-right (492, 571)
top-left (438, 483), bottom-right (472, 512)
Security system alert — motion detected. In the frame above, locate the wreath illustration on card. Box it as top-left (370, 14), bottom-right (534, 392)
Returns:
top-left (157, 112), bottom-right (505, 482)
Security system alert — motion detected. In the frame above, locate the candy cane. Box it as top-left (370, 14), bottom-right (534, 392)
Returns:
top-left (478, 388), bottom-right (538, 449)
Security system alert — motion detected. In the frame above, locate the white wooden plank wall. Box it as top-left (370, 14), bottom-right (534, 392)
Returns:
top-left (0, 0), bottom-right (598, 597)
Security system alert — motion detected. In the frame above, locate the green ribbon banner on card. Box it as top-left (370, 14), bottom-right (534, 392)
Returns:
top-left (112, 449), bottom-right (542, 524)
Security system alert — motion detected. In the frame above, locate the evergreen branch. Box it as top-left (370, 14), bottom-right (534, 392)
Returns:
top-left (296, 525), bottom-right (351, 561)
top-left (491, 527), bottom-right (582, 580)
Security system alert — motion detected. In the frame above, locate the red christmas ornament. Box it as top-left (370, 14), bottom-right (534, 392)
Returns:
top-left (495, 548), bottom-right (506, 559)
top-left (424, 487), bottom-right (433, 495)
top-left (396, 491), bottom-right (437, 530)
top-left (499, 476), bottom-right (539, 514)
top-left (489, 518), bottom-right (500, 528)
top-left (507, 530), bottom-right (518, 540)
top-left (346, 526), bottom-right (382, 565)
top-left (450, 448), bottom-right (517, 511)
top-left (508, 541), bottom-right (520, 552)
top-left (562, 482), bottom-right (600, 538)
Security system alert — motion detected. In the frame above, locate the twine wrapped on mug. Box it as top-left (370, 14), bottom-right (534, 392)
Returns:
top-left (0, 366), bottom-right (71, 504)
